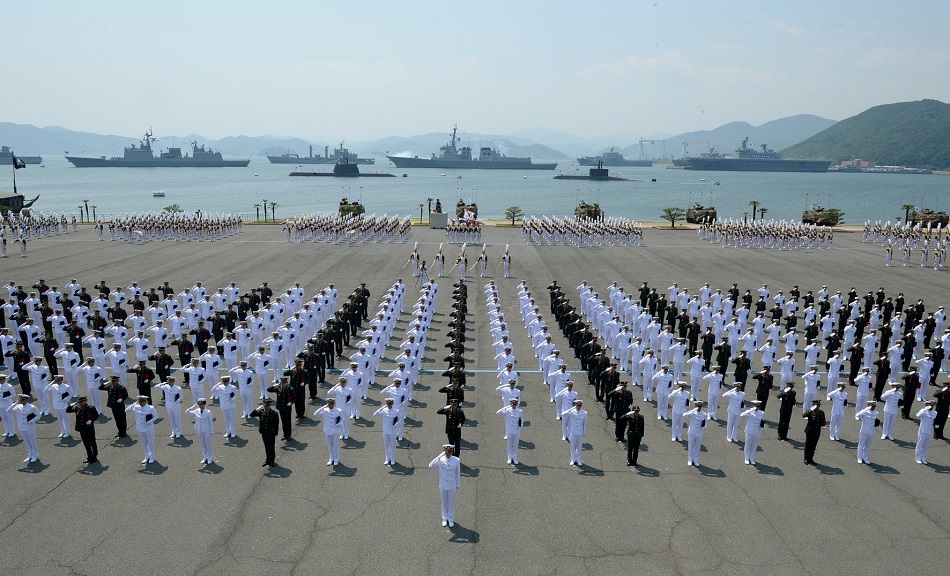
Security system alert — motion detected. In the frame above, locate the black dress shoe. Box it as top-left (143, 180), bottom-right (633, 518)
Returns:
top-left (626, 462), bottom-right (634, 466)
top-left (262, 462), bottom-right (268, 467)
top-left (82, 459), bottom-right (90, 463)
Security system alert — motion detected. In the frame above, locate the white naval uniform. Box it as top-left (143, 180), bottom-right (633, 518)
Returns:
top-left (427, 452), bottom-right (461, 523)
top-left (669, 388), bottom-right (691, 441)
top-left (313, 404), bottom-right (344, 465)
top-left (154, 382), bottom-right (183, 437)
top-left (722, 387), bottom-right (745, 442)
top-left (0, 382), bottom-right (15, 436)
top-left (372, 405), bottom-right (400, 464)
top-left (187, 405), bottom-right (215, 463)
top-left (914, 407), bottom-right (937, 463)
top-left (126, 402), bottom-right (159, 463)
top-left (8, 401), bottom-right (41, 460)
top-left (826, 387), bottom-right (848, 441)
top-left (739, 408), bottom-right (765, 464)
top-left (210, 382), bottom-right (238, 437)
top-left (879, 387), bottom-right (901, 439)
top-left (495, 405), bottom-right (523, 464)
top-left (48, 381), bottom-right (73, 437)
top-left (855, 406), bottom-right (879, 464)
top-left (685, 408), bottom-right (708, 466)
top-left (560, 406), bottom-right (588, 465)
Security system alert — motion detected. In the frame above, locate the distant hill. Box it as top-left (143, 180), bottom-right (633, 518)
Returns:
top-left (656, 114), bottom-right (837, 159)
top-left (781, 99), bottom-right (950, 170)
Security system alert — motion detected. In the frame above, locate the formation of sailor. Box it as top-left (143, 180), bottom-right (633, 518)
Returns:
top-left (522, 216), bottom-right (643, 247)
top-left (698, 218), bottom-right (834, 250)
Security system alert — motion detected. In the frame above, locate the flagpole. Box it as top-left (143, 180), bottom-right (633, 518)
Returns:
top-left (10, 155), bottom-right (15, 194)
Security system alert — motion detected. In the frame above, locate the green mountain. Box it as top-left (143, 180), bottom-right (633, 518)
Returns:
top-left (781, 99), bottom-right (950, 170)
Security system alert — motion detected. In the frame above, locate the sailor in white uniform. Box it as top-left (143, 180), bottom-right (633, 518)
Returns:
top-left (428, 444), bottom-right (461, 527)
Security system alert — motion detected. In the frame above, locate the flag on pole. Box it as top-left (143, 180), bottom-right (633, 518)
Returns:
top-left (12, 154), bottom-right (26, 169)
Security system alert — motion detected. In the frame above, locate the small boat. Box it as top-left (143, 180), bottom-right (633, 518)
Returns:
top-left (153, 191), bottom-right (166, 197)
top-left (254, 173), bottom-right (259, 177)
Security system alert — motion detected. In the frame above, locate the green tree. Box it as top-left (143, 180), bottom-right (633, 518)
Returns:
top-left (902, 203), bottom-right (915, 222)
top-left (163, 204), bottom-right (184, 214)
top-left (269, 202), bottom-right (278, 221)
top-left (505, 206), bottom-right (524, 226)
top-left (822, 208), bottom-right (845, 226)
top-left (661, 207), bottom-right (686, 228)
top-left (758, 207), bottom-right (768, 220)
top-left (749, 200), bottom-right (760, 221)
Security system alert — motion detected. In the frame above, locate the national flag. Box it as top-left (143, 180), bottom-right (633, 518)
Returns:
top-left (12, 154), bottom-right (26, 169)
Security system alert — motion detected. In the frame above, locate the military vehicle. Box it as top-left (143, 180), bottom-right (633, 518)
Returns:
top-left (801, 206), bottom-right (844, 226)
top-left (685, 203), bottom-right (717, 223)
top-left (338, 198), bottom-right (365, 217)
top-left (574, 201), bottom-right (603, 220)
top-left (456, 199), bottom-right (478, 219)
top-left (909, 208), bottom-right (949, 227)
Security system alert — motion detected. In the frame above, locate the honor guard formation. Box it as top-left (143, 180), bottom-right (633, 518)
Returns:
top-left (868, 221), bottom-right (948, 269)
top-left (94, 212), bottom-right (244, 243)
top-left (697, 219), bottom-right (835, 250)
top-left (522, 216), bottom-right (644, 247)
top-left (283, 214), bottom-right (412, 244)
top-left (537, 278), bottom-right (948, 467)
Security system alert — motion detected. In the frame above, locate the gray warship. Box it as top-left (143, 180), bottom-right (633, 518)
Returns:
top-left (387, 125), bottom-right (557, 170)
top-left (268, 142), bottom-right (375, 165)
top-left (65, 130), bottom-right (250, 168)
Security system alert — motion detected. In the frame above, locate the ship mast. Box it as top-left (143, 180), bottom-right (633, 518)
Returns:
top-left (449, 124), bottom-right (458, 154)
top-left (143, 128), bottom-right (153, 153)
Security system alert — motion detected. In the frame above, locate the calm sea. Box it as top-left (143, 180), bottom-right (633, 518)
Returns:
top-left (8, 157), bottom-right (949, 224)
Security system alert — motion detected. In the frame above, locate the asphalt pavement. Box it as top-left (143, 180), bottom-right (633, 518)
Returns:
top-left (0, 223), bottom-right (947, 576)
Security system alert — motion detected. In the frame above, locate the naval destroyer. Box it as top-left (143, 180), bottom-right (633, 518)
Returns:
top-left (386, 125), bottom-right (557, 170)
top-left (676, 137), bottom-right (830, 172)
top-left (65, 130), bottom-right (250, 168)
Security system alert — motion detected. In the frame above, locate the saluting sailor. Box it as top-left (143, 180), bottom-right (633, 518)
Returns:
top-left (428, 443), bottom-right (461, 527)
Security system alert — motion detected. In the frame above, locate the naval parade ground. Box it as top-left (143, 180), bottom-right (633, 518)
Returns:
top-left (1, 223), bottom-right (948, 576)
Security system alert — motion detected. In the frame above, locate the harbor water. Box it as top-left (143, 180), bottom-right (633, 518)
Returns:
top-left (8, 157), bottom-right (949, 223)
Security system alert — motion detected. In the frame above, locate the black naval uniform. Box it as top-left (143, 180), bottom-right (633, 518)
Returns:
top-left (67, 401), bottom-right (100, 463)
top-left (622, 410), bottom-right (645, 465)
top-left (802, 405), bottom-right (826, 464)
top-left (99, 380), bottom-right (128, 437)
top-left (437, 403), bottom-right (466, 457)
top-left (250, 404), bottom-right (280, 466)
top-left (777, 387), bottom-right (797, 441)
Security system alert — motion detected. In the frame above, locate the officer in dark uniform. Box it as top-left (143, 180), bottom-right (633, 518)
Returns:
top-left (127, 360), bottom-right (156, 404)
top-left (777, 382), bottom-right (797, 441)
top-left (98, 375), bottom-right (128, 438)
top-left (149, 346), bottom-right (175, 383)
top-left (598, 362), bottom-right (620, 406)
top-left (259, 282), bottom-right (273, 305)
top-left (437, 398), bottom-right (466, 457)
top-left (901, 370), bottom-right (919, 420)
top-left (66, 395), bottom-right (99, 464)
top-left (621, 406), bottom-right (645, 465)
top-left (191, 321), bottom-right (212, 355)
top-left (752, 367), bottom-right (774, 412)
top-left (267, 377), bottom-right (295, 441)
top-left (732, 351), bottom-right (752, 391)
top-left (250, 398), bottom-right (280, 467)
top-left (934, 383), bottom-right (950, 439)
top-left (607, 382), bottom-right (633, 439)
top-left (4, 343), bottom-right (32, 395)
top-left (173, 336), bottom-right (195, 367)
top-left (297, 344), bottom-right (320, 399)
top-left (802, 399), bottom-right (826, 465)
top-left (284, 359), bottom-right (309, 418)
top-left (438, 379), bottom-right (465, 405)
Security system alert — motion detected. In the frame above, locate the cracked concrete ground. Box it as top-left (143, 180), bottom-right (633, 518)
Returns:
top-left (0, 224), bottom-right (947, 576)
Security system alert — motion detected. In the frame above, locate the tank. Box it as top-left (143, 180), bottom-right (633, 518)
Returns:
top-left (909, 208), bottom-right (949, 227)
top-left (338, 198), bottom-right (365, 217)
top-left (455, 199), bottom-right (478, 219)
top-left (574, 201), bottom-right (603, 220)
top-left (801, 205), bottom-right (844, 226)
top-left (685, 202), bottom-right (717, 224)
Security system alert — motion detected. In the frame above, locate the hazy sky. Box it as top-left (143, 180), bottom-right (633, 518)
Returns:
top-left (2, 1), bottom-right (948, 142)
